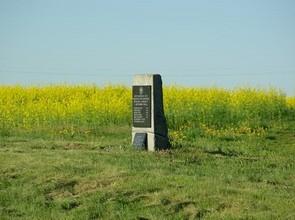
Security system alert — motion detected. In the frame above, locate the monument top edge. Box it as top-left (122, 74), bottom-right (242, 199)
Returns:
top-left (134, 73), bottom-right (161, 77)
top-left (133, 74), bottom-right (163, 85)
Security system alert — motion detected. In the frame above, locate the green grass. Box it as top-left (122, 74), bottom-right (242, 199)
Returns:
top-left (1, 122), bottom-right (295, 219)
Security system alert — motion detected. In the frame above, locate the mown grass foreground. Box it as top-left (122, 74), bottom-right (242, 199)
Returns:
top-left (0, 85), bottom-right (295, 219)
top-left (1, 122), bottom-right (295, 219)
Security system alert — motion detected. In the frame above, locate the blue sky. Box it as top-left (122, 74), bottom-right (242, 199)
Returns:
top-left (0, 0), bottom-right (294, 95)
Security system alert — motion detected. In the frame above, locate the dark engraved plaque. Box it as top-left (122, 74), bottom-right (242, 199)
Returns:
top-left (132, 86), bottom-right (151, 128)
top-left (133, 133), bottom-right (147, 150)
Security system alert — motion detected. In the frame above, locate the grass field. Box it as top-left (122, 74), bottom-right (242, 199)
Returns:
top-left (0, 85), bottom-right (295, 219)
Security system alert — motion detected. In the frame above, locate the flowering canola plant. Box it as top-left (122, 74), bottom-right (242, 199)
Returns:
top-left (0, 85), bottom-right (293, 139)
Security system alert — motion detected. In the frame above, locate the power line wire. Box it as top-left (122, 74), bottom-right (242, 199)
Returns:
top-left (0, 69), bottom-right (294, 77)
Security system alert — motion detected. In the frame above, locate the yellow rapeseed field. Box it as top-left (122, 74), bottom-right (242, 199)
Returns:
top-left (0, 85), bottom-right (293, 139)
top-left (286, 97), bottom-right (295, 110)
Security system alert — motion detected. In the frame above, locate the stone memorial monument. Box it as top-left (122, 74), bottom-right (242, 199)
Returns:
top-left (132, 74), bottom-right (170, 151)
